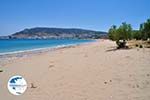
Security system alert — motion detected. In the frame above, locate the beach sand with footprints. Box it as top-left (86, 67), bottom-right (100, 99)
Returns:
top-left (0, 39), bottom-right (150, 100)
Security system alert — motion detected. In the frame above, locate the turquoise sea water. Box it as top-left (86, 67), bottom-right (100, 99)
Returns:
top-left (0, 39), bottom-right (94, 55)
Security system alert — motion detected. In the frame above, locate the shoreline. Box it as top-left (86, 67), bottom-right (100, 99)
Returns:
top-left (0, 40), bottom-right (96, 66)
top-left (0, 40), bottom-right (95, 56)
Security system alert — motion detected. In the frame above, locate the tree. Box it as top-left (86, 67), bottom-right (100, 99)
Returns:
top-left (108, 22), bottom-right (132, 48)
top-left (140, 18), bottom-right (150, 40)
top-left (117, 22), bottom-right (132, 40)
top-left (108, 25), bottom-right (117, 40)
top-left (132, 30), bottom-right (142, 40)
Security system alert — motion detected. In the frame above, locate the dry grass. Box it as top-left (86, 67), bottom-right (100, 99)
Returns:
top-left (127, 40), bottom-right (150, 48)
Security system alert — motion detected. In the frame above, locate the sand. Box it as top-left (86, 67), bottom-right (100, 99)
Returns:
top-left (0, 39), bottom-right (150, 100)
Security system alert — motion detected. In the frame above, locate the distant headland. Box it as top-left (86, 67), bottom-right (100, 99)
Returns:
top-left (0, 27), bottom-right (107, 39)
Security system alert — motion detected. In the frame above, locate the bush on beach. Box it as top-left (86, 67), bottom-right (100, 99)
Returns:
top-left (108, 22), bottom-right (132, 48)
top-left (108, 18), bottom-right (150, 49)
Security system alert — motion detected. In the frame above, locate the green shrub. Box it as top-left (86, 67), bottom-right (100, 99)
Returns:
top-left (108, 22), bottom-right (132, 48)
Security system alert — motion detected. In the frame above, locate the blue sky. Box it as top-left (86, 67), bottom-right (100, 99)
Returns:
top-left (0, 0), bottom-right (150, 36)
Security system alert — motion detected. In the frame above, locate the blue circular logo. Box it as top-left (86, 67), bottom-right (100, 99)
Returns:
top-left (7, 75), bottom-right (27, 95)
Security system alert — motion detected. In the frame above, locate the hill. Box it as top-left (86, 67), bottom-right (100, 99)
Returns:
top-left (1, 27), bottom-right (107, 39)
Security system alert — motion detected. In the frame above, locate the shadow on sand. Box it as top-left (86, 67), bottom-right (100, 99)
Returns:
top-left (106, 46), bottom-right (131, 52)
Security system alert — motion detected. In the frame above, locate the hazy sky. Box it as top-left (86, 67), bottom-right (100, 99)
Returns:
top-left (0, 0), bottom-right (150, 36)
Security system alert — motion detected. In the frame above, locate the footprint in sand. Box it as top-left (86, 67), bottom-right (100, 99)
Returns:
top-left (136, 84), bottom-right (140, 88)
top-left (131, 84), bottom-right (140, 89)
top-left (49, 65), bottom-right (55, 68)
top-left (147, 74), bottom-right (150, 77)
top-left (84, 54), bottom-right (88, 57)
top-left (104, 82), bottom-right (107, 84)
top-left (104, 80), bottom-right (112, 84)
top-left (146, 81), bottom-right (150, 85)
top-left (30, 83), bottom-right (37, 88)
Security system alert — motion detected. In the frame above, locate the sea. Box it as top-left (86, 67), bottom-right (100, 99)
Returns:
top-left (0, 39), bottom-right (94, 55)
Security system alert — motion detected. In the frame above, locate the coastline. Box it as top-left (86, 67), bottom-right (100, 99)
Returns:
top-left (0, 39), bottom-right (95, 56)
top-left (0, 40), bottom-right (96, 66)
top-left (0, 39), bottom-right (150, 100)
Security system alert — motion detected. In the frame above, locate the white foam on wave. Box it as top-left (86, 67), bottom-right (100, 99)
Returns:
top-left (0, 42), bottom-right (89, 56)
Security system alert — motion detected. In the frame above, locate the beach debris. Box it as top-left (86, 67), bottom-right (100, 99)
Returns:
top-left (30, 83), bottom-right (37, 88)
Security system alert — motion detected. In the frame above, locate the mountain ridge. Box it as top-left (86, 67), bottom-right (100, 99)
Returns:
top-left (0, 27), bottom-right (108, 39)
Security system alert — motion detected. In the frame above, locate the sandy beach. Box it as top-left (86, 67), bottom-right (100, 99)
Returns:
top-left (0, 39), bottom-right (150, 100)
